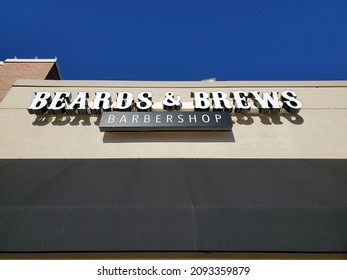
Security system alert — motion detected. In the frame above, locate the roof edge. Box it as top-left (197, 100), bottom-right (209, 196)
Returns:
top-left (12, 79), bottom-right (347, 88)
top-left (4, 58), bottom-right (57, 63)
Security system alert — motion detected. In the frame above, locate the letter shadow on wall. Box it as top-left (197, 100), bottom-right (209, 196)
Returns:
top-left (31, 115), bottom-right (235, 143)
top-left (31, 113), bottom-right (304, 143)
top-left (236, 113), bottom-right (304, 126)
top-left (32, 115), bottom-right (101, 126)
top-left (102, 130), bottom-right (236, 143)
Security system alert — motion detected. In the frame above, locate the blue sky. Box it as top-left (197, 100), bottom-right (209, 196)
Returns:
top-left (1, 0), bottom-right (347, 81)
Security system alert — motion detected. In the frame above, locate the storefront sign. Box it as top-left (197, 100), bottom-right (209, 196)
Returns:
top-left (99, 111), bottom-right (232, 132)
top-left (28, 89), bottom-right (302, 131)
top-left (27, 90), bottom-right (302, 115)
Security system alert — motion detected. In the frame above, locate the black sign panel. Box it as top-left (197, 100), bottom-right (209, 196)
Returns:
top-left (99, 111), bottom-right (232, 132)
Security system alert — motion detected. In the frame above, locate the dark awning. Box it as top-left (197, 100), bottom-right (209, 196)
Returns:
top-left (0, 159), bottom-right (346, 252)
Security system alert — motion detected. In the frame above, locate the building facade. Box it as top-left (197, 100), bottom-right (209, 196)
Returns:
top-left (0, 59), bottom-right (346, 258)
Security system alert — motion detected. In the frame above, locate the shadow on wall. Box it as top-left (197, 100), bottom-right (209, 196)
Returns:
top-left (31, 113), bottom-right (304, 143)
top-left (32, 115), bottom-right (101, 126)
top-left (236, 114), bottom-right (304, 125)
top-left (32, 114), bottom-right (304, 127)
top-left (102, 131), bottom-right (235, 143)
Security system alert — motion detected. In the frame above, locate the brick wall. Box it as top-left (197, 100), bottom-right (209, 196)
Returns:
top-left (0, 60), bottom-right (60, 102)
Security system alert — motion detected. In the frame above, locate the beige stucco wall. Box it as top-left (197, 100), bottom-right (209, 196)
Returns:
top-left (0, 79), bottom-right (346, 159)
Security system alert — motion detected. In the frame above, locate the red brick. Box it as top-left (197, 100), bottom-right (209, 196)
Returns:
top-left (0, 60), bottom-right (60, 102)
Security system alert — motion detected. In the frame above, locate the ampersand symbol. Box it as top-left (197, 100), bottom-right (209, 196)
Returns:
top-left (162, 92), bottom-right (182, 110)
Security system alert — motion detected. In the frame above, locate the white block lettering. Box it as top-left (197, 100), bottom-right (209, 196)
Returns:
top-left (108, 115), bottom-right (115, 123)
top-left (215, 114), bottom-right (222, 123)
top-left (192, 91), bottom-right (211, 110)
top-left (144, 115), bottom-right (150, 123)
top-left (202, 114), bottom-right (210, 123)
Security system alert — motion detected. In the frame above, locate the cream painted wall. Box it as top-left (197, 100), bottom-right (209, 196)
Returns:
top-left (0, 80), bottom-right (346, 159)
